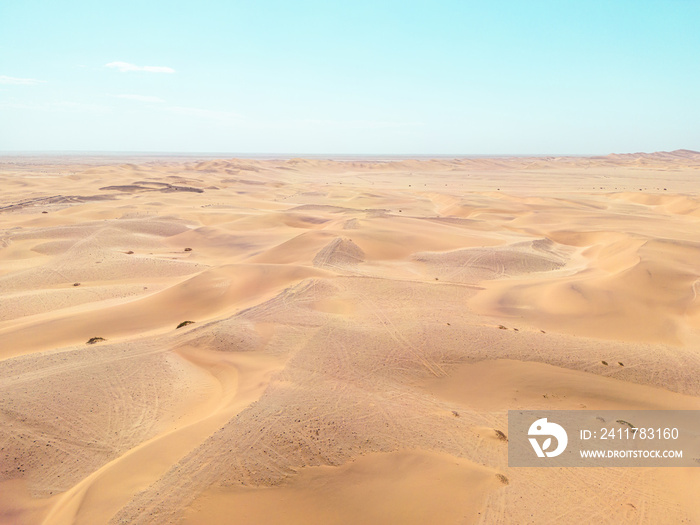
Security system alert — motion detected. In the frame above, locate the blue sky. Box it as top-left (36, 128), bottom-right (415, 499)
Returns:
top-left (1, 0), bottom-right (698, 154)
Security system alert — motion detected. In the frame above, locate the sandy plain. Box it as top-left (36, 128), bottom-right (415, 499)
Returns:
top-left (0, 151), bottom-right (699, 524)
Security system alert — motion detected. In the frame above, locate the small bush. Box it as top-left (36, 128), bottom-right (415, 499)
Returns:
top-left (86, 337), bottom-right (105, 345)
top-left (494, 429), bottom-right (508, 441)
top-left (176, 321), bottom-right (195, 329)
top-left (496, 474), bottom-right (509, 485)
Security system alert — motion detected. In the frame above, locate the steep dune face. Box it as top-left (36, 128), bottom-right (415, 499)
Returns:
top-left (0, 342), bottom-right (214, 498)
top-left (470, 218), bottom-right (700, 344)
top-left (0, 154), bottom-right (699, 525)
top-left (312, 238), bottom-right (365, 269)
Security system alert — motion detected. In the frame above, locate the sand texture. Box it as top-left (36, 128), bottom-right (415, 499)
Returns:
top-left (1, 151), bottom-right (699, 524)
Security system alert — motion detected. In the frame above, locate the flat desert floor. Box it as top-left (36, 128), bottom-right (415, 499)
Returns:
top-left (1, 151), bottom-right (699, 524)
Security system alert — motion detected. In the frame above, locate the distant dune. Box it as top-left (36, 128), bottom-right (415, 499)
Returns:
top-left (0, 152), bottom-right (699, 524)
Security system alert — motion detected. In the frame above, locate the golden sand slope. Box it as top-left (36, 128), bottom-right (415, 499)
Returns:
top-left (0, 151), bottom-right (699, 525)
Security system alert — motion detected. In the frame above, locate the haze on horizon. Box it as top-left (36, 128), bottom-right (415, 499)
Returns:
top-left (1, 0), bottom-right (698, 155)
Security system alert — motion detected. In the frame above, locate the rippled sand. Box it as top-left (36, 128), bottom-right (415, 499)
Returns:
top-left (1, 151), bottom-right (699, 524)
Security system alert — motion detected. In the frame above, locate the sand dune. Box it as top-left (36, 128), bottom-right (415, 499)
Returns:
top-left (0, 152), bottom-right (699, 524)
top-left (181, 450), bottom-right (503, 525)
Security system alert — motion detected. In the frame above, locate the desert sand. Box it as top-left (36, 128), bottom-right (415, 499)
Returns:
top-left (1, 151), bottom-right (699, 524)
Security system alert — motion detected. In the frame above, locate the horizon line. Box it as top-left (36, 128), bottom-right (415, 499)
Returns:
top-left (1, 149), bottom-right (698, 162)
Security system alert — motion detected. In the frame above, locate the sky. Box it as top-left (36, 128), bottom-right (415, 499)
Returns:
top-left (0, 0), bottom-right (698, 155)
